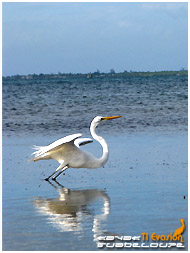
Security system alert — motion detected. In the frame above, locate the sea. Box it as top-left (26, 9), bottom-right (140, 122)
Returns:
top-left (2, 74), bottom-right (188, 136)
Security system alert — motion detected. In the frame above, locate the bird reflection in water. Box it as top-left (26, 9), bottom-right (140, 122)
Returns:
top-left (33, 180), bottom-right (110, 241)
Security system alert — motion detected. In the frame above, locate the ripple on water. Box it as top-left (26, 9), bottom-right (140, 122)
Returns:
top-left (2, 75), bottom-right (188, 136)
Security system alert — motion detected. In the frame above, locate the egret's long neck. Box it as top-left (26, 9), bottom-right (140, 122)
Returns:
top-left (90, 122), bottom-right (109, 167)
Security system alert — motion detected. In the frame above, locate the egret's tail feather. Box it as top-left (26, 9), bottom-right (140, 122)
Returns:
top-left (29, 145), bottom-right (48, 162)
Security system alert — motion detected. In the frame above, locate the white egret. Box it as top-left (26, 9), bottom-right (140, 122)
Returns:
top-left (31, 115), bottom-right (121, 180)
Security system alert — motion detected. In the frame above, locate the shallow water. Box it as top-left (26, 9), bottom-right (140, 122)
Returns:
top-left (2, 132), bottom-right (188, 250)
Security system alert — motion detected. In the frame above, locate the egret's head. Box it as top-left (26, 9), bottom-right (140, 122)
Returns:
top-left (91, 115), bottom-right (121, 127)
top-left (92, 116), bottom-right (104, 124)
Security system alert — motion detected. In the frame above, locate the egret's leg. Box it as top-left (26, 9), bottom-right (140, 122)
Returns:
top-left (52, 166), bottom-right (69, 181)
top-left (45, 163), bottom-right (67, 181)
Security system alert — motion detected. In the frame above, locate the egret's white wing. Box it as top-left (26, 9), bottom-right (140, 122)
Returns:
top-left (45, 133), bottom-right (82, 152)
top-left (31, 133), bottom-right (82, 161)
top-left (74, 138), bottom-right (93, 148)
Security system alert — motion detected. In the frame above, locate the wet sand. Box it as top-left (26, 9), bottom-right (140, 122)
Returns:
top-left (2, 132), bottom-right (188, 250)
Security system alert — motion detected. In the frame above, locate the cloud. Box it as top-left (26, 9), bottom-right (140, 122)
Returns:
top-left (140, 2), bottom-right (187, 11)
top-left (140, 2), bottom-right (187, 20)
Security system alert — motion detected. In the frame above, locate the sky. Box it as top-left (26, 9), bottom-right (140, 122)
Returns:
top-left (2, 2), bottom-right (188, 76)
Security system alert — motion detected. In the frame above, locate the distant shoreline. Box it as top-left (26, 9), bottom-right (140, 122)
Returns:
top-left (3, 70), bottom-right (188, 80)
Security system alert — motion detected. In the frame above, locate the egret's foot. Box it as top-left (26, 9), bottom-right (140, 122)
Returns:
top-left (52, 177), bottom-right (56, 181)
top-left (45, 177), bottom-right (50, 181)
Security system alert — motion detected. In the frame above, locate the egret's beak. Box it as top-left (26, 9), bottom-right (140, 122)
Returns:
top-left (103, 116), bottom-right (122, 120)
